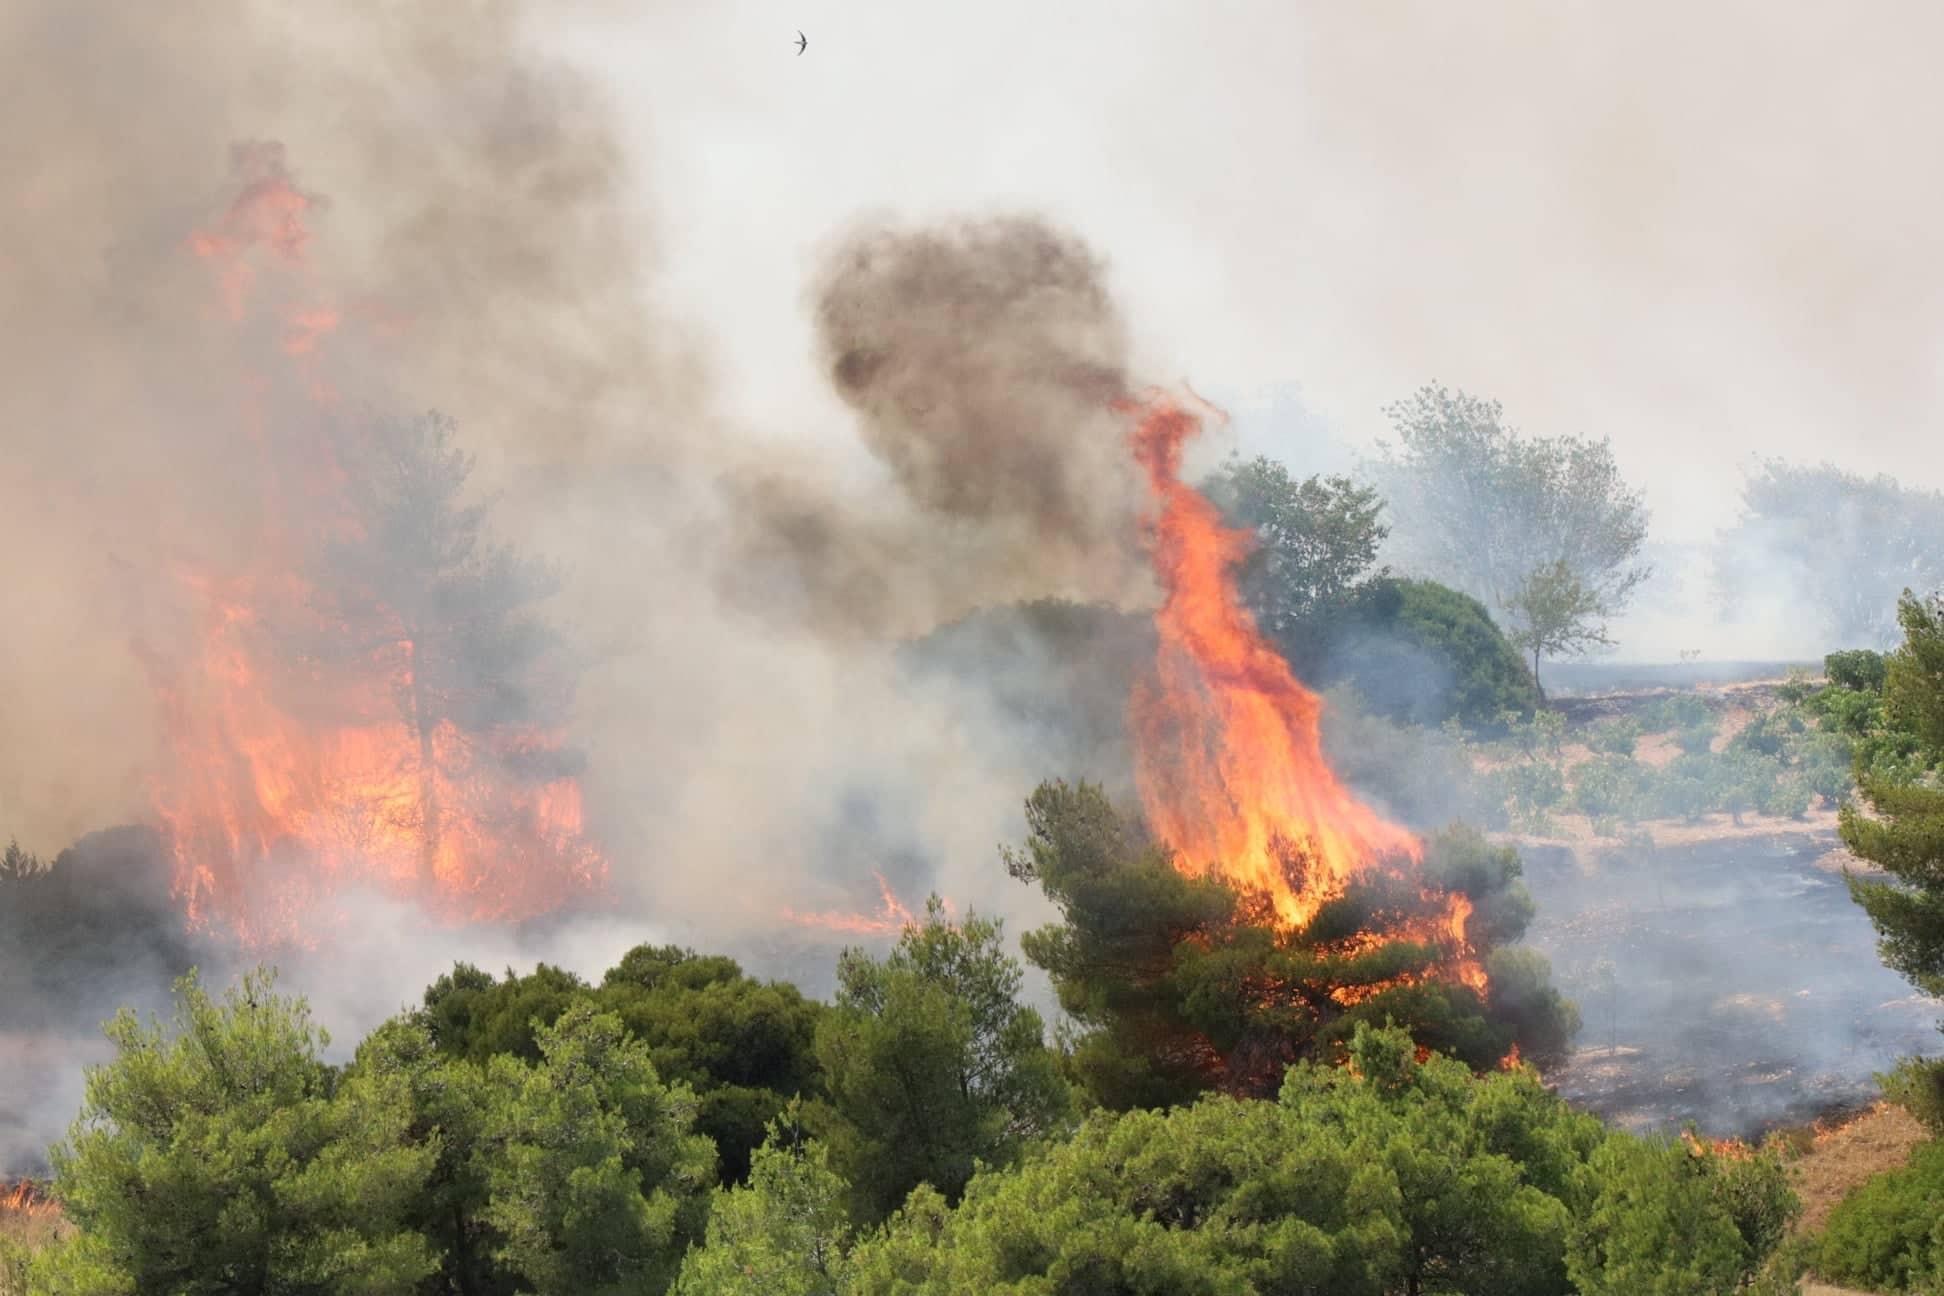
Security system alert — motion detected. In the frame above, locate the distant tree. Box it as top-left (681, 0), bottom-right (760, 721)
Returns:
top-left (1504, 558), bottom-right (1615, 701)
top-left (1201, 455), bottom-right (1389, 643)
top-left (1715, 461), bottom-right (1944, 649)
top-left (670, 1114), bottom-right (854, 1296)
top-left (1004, 780), bottom-right (1577, 1112)
top-left (1841, 591), bottom-right (1944, 1004)
top-left (810, 897), bottom-right (1071, 1223)
top-left (1368, 385), bottom-right (1651, 629)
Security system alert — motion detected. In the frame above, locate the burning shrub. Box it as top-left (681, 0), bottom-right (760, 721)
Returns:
top-left (1004, 780), bottom-right (1577, 1110)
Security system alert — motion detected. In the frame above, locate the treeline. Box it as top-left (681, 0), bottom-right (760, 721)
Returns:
top-left (8, 940), bottom-right (1794, 1296)
top-left (5, 777), bottom-right (1810, 1296)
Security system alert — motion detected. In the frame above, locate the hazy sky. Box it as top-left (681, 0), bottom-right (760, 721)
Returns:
top-left (558, 0), bottom-right (1944, 544)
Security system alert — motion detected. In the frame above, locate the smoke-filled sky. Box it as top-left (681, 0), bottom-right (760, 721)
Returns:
top-left (560, 0), bottom-right (1944, 544)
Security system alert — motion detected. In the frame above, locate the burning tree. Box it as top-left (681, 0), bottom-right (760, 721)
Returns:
top-left (1005, 781), bottom-right (1575, 1108)
top-left (144, 145), bottom-right (604, 946)
top-left (1003, 393), bottom-right (1577, 1108)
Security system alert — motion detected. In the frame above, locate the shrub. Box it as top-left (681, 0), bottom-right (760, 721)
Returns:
top-left (1507, 759), bottom-right (1568, 829)
top-left (1880, 1057), bottom-right (1944, 1136)
top-left (1799, 731), bottom-right (1857, 803)
top-left (1675, 721), bottom-right (1719, 755)
top-left (1650, 755), bottom-right (1717, 822)
top-left (1574, 755), bottom-right (1646, 823)
top-left (1758, 772), bottom-right (1813, 820)
top-left (1729, 708), bottom-right (1806, 758)
top-left (1312, 578), bottom-right (1542, 730)
top-left (1816, 1138), bottom-right (1944, 1293)
top-left (1811, 685), bottom-right (1884, 738)
top-left (1826, 648), bottom-right (1890, 694)
top-left (1639, 693), bottom-right (1713, 734)
top-left (1587, 717), bottom-right (1643, 757)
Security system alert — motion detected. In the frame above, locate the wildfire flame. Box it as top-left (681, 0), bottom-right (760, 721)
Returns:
top-left (141, 143), bottom-right (606, 948)
top-left (780, 872), bottom-right (937, 937)
top-left (1, 1181), bottom-right (56, 1220)
top-left (1121, 391), bottom-right (1484, 989)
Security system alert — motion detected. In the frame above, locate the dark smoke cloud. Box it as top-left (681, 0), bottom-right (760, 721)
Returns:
top-left (721, 217), bottom-right (1151, 636)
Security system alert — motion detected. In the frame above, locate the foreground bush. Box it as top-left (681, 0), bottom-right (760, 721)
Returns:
top-left (821, 1023), bottom-right (1793, 1295)
top-left (30, 971), bottom-right (715, 1296)
top-left (1816, 1138), bottom-right (1944, 1293)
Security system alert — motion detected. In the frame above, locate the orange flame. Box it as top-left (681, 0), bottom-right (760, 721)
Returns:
top-left (1121, 391), bottom-right (1483, 987)
top-left (2, 1181), bottom-right (56, 1220)
top-left (780, 873), bottom-right (938, 937)
top-left (141, 144), bottom-right (606, 948)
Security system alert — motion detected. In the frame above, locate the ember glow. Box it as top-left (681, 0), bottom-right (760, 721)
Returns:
top-left (140, 144), bottom-right (606, 948)
top-left (1121, 391), bottom-right (1483, 986)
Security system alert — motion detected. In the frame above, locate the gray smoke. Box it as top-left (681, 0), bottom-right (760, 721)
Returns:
top-left (722, 217), bottom-right (1150, 637)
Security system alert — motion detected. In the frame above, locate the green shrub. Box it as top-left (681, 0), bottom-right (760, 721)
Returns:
top-left (1758, 772), bottom-right (1813, 820)
top-left (1799, 731), bottom-right (1857, 803)
top-left (1639, 693), bottom-right (1713, 734)
top-left (1675, 721), bottom-right (1719, 755)
top-left (1587, 717), bottom-right (1643, 757)
top-left (1574, 754), bottom-right (1647, 822)
top-left (1776, 668), bottom-right (1819, 706)
top-left (1826, 648), bottom-right (1890, 694)
top-left (1715, 752), bottom-right (1782, 823)
top-left (1506, 759), bottom-right (1567, 829)
top-left (1729, 709), bottom-right (1806, 758)
top-left (1816, 1138), bottom-right (1944, 1293)
top-left (1811, 685), bottom-right (1885, 738)
top-left (1313, 578), bottom-right (1541, 730)
top-left (1650, 755), bottom-right (1717, 822)
top-left (1881, 1058), bottom-right (1944, 1137)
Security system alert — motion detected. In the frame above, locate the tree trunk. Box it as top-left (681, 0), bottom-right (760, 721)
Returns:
top-left (1532, 646), bottom-right (1547, 705)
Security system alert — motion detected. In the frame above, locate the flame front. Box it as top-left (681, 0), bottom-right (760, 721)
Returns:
top-left (142, 144), bottom-right (606, 948)
top-left (1122, 392), bottom-right (1483, 987)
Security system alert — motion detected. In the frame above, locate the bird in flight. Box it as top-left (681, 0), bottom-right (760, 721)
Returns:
top-left (794, 30), bottom-right (808, 55)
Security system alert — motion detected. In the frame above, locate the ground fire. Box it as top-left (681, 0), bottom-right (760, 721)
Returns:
top-left (1122, 390), bottom-right (1487, 995)
top-left (139, 144), bottom-right (606, 949)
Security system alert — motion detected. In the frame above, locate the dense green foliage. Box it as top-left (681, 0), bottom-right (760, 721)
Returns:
top-left (1002, 780), bottom-right (1578, 1110)
top-left (32, 971), bottom-right (716, 1296)
top-left (1816, 1138), bottom-right (1944, 1293)
top-left (814, 1023), bottom-right (1791, 1295)
top-left (808, 899), bottom-right (1070, 1223)
top-left (419, 946), bottom-right (823, 1184)
top-left (1839, 592), bottom-right (1944, 1004)
top-left (1203, 455), bottom-right (1391, 645)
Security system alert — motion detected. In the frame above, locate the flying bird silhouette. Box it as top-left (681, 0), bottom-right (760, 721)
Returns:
top-left (795, 30), bottom-right (807, 55)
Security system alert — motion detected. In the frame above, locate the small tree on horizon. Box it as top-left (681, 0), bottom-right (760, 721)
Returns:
top-left (1504, 558), bottom-right (1616, 701)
